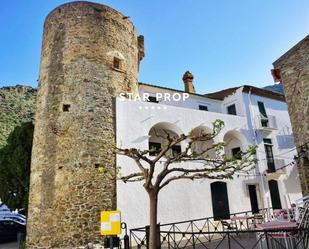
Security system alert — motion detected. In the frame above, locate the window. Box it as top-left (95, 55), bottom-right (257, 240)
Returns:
top-left (63, 104), bottom-right (70, 112)
top-left (231, 147), bottom-right (242, 159)
top-left (263, 139), bottom-right (275, 172)
top-left (263, 138), bottom-right (272, 145)
top-left (258, 101), bottom-right (268, 127)
top-left (148, 96), bottom-right (159, 103)
top-left (149, 142), bottom-right (161, 156)
top-left (227, 104), bottom-right (237, 115)
top-left (199, 105), bottom-right (208, 111)
top-left (171, 145), bottom-right (181, 157)
top-left (113, 57), bottom-right (121, 69)
top-left (258, 101), bottom-right (267, 118)
top-left (261, 119), bottom-right (269, 128)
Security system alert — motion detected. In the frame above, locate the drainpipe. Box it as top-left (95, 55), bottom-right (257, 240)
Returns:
top-left (247, 87), bottom-right (257, 144)
top-left (247, 87), bottom-right (268, 215)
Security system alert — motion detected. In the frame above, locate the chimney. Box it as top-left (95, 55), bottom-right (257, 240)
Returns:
top-left (182, 71), bottom-right (195, 94)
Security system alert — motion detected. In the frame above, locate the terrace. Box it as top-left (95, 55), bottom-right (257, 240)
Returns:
top-left (130, 198), bottom-right (309, 249)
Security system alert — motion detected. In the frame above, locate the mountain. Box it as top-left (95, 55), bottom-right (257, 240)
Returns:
top-left (263, 83), bottom-right (284, 95)
top-left (0, 85), bottom-right (37, 148)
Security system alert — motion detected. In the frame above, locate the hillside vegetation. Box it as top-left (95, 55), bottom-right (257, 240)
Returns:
top-left (0, 85), bottom-right (36, 213)
top-left (0, 85), bottom-right (36, 149)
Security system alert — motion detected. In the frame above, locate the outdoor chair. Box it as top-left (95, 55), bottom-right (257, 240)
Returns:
top-left (297, 202), bottom-right (309, 226)
top-left (297, 202), bottom-right (309, 249)
top-left (220, 220), bottom-right (238, 231)
top-left (253, 214), bottom-right (264, 227)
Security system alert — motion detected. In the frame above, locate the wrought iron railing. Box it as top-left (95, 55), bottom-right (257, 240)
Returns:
top-left (131, 228), bottom-right (309, 249)
top-left (130, 209), bottom-right (309, 249)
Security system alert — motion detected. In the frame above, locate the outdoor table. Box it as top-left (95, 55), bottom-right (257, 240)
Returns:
top-left (256, 221), bottom-right (298, 248)
top-left (256, 220), bottom-right (297, 231)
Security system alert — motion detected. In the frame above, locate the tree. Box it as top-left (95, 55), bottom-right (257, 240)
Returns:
top-left (0, 122), bottom-right (34, 214)
top-left (117, 120), bottom-right (257, 249)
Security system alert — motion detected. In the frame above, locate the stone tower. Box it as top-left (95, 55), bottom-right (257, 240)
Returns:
top-left (26, 1), bottom-right (143, 248)
top-left (272, 35), bottom-right (309, 196)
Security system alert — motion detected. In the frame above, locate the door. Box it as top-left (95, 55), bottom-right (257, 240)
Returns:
top-left (268, 180), bottom-right (282, 209)
top-left (248, 185), bottom-right (259, 214)
top-left (211, 182), bottom-right (230, 220)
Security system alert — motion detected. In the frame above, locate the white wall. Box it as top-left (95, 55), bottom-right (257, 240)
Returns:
top-left (115, 85), bottom-right (303, 231)
top-left (221, 87), bottom-right (246, 116)
top-left (242, 92), bottom-right (302, 209)
top-left (139, 84), bottom-right (222, 113)
top-left (116, 98), bottom-right (256, 230)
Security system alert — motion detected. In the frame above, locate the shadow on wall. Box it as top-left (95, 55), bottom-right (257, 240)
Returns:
top-left (276, 135), bottom-right (295, 149)
top-left (282, 165), bottom-right (302, 194)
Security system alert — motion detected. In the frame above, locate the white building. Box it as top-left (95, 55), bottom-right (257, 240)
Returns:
top-left (116, 75), bottom-right (302, 230)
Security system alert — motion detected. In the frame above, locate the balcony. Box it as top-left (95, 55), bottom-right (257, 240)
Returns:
top-left (274, 158), bottom-right (286, 173)
top-left (256, 115), bottom-right (277, 131)
top-left (265, 159), bottom-right (286, 179)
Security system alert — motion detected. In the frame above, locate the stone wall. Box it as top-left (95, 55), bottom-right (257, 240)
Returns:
top-left (273, 36), bottom-right (309, 196)
top-left (26, 2), bottom-right (140, 248)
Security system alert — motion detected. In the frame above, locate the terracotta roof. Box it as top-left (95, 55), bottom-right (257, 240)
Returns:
top-left (138, 82), bottom-right (222, 100)
top-left (204, 87), bottom-right (239, 100)
top-left (206, 85), bottom-right (285, 102)
top-left (138, 83), bottom-right (285, 102)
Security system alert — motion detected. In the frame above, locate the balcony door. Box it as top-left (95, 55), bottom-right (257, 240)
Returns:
top-left (264, 139), bottom-right (275, 172)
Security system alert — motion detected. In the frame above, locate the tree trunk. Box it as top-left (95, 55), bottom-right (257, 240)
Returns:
top-left (148, 191), bottom-right (159, 249)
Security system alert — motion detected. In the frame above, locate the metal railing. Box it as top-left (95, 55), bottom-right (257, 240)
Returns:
top-left (256, 115), bottom-right (278, 131)
top-left (131, 228), bottom-right (309, 249)
top-left (130, 209), bottom-right (309, 249)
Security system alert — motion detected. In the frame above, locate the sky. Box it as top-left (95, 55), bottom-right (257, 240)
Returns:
top-left (0, 0), bottom-right (309, 93)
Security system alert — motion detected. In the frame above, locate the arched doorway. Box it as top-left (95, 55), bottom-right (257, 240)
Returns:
top-left (148, 122), bottom-right (182, 157)
top-left (191, 126), bottom-right (215, 159)
top-left (268, 180), bottom-right (282, 209)
top-left (211, 182), bottom-right (230, 220)
top-left (223, 130), bottom-right (247, 160)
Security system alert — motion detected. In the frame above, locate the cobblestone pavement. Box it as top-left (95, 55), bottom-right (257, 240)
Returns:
top-left (0, 242), bottom-right (18, 249)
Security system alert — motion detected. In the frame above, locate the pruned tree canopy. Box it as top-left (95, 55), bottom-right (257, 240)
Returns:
top-left (117, 119), bottom-right (257, 192)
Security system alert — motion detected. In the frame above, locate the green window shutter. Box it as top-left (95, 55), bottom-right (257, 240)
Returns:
top-left (258, 101), bottom-right (268, 118)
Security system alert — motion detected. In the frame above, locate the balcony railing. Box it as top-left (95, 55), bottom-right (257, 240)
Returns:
top-left (266, 159), bottom-right (286, 174)
top-left (256, 115), bottom-right (277, 131)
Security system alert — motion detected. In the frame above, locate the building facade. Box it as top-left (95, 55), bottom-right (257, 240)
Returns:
top-left (117, 80), bottom-right (303, 230)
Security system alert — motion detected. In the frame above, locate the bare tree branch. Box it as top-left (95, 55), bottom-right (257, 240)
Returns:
top-left (119, 172), bottom-right (144, 183)
top-left (117, 119), bottom-right (257, 194)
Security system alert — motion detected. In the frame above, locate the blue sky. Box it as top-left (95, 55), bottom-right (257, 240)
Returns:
top-left (0, 0), bottom-right (309, 93)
